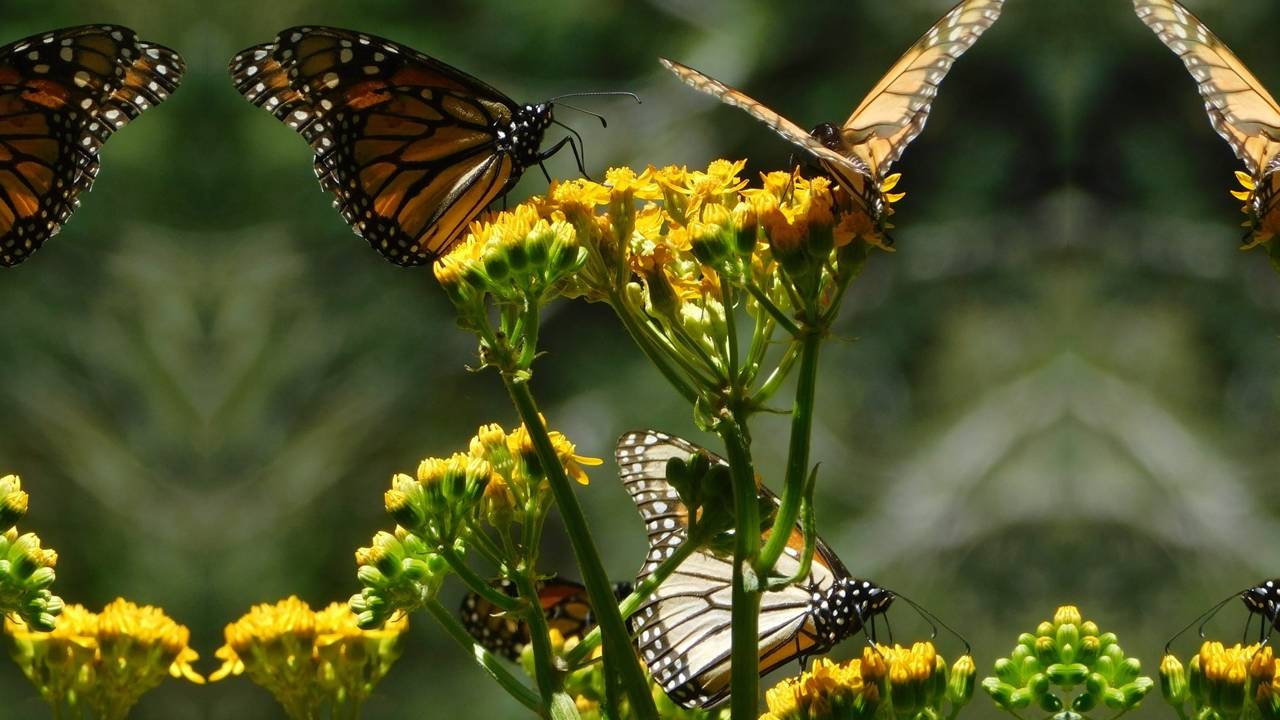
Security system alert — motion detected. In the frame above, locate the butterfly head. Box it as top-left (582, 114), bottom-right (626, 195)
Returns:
top-left (1242, 580), bottom-right (1280, 620)
top-left (501, 103), bottom-right (554, 169)
top-left (812, 578), bottom-right (895, 646)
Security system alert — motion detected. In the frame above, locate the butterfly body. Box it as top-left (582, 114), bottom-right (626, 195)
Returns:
top-left (617, 430), bottom-right (894, 709)
top-left (1242, 580), bottom-right (1280, 631)
top-left (0, 25), bottom-right (183, 266)
top-left (661, 0), bottom-right (1003, 238)
top-left (230, 27), bottom-right (571, 266)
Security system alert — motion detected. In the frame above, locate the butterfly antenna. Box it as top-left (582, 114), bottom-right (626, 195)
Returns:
top-left (852, 602), bottom-right (886, 659)
top-left (1164, 590), bottom-right (1242, 655)
top-left (1244, 611), bottom-right (1255, 646)
top-left (884, 611), bottom-right (895, 646)
top-left (893, 590), bottom-right (971, 656)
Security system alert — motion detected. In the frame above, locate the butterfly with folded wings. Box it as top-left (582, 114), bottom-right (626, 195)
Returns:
top-left (460, 577), bottom-right (634, 660)
top-left (616, 430), bottom-right (896, 709)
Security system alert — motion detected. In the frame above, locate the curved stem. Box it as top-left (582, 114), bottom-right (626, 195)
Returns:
top-left (757, 328), bottom-right (821, 575)
top-left (503, 377), bottom-right (660, 720)
top-left (719, 421), bottom-right (763, 719)
top-left (607, 292), bottom-right (701, 404)
top-left (753, 342), bottom-right (801, 407)
top-left (440, 547), bottom-right (521, 613)
top-left (744, 281), bottom-right (802, 338)
top-left (425, 599), bottom-right (542, 713)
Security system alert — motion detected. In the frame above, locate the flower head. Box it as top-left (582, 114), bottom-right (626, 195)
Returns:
top-left (214, 596), bottom-right (407, 720)
top-left (0, 527), bottom-right (62, 631)
top-left (0, 474), bottom-right (27, 530)
top-left (760, 647), bottom-right (886, 720)
top-left (5, 599), bottom-right (200, 719)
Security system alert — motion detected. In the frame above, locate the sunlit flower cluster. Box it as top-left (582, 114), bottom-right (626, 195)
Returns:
top-left (5, 598), bottom-right (201, 720)
top-left (984, 605), bottom-right (1153, 718)
top-left (213, 596), bottom-right (408, 720)
top-left (761, 642), bottom-right (972, 720)
top-left (1161, 641), bottom-right (1280, 720)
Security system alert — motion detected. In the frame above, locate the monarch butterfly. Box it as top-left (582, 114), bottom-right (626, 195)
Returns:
top-left (660, 0), bottom-right (1004, 219)
top-left (460, 577), bottom-right (634, 660)
top-left (1164, 579), bottom-right (1280, 652)
top-left (229, 27), bottom-right (609, 267)
top-left (0, 25), bottom-right (184, 267)
top-left (1134, 0), bottom-right (1280, 245)
top-left (617, 430), bottom-right (897, 709)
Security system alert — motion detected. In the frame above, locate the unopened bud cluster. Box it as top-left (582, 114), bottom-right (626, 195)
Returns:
top-left (0, 474), bottom-right (62, 632)
top-left (1161, 641), bottom-right (1280, 720)
top-left (983, 605), bottom-right (1152, 718)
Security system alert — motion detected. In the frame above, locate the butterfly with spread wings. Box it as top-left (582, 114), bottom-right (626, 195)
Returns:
top-left (1165, 579), bottom-right (1280, 652)
top-left (661, 0), bottom-right (1004, 225)
top-left (616, 430), bottom-right (895, 709)
top-left (460, 577), bottom-right (634, 660)
top-left (1134, 0), bottom-right (1280, 246)
top-left (0, 25), bottom-right (183, 267)
top-left (229, 27), bottom-right (600, 267)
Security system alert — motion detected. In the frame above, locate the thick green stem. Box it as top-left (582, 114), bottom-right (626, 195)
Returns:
top-left (757, 328), bottom-right (821, 575)
top-left (439, 547), bottom-right (520, 613)
top-left (513, 571), bottom-right (560, 714)
top-left (719, 422), bottom-right (763, 719)
top-left (503, 377), bottom-right (660, 720)
top-left (425, 599), bottom-right (542, 713)
top-left (563, 534), bottom-right (699, 667)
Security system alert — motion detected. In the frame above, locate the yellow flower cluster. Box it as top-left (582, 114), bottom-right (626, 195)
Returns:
top-left (761, 647), bottom-right (886, 720)
top-left (212, 596), bottom-right (408, 720)
top-left (4, 599), bottom-right (201, 720)
top-left (436, 160), bottom-right (899, 310)
top-left (763, 642), bottom-right (974, 720)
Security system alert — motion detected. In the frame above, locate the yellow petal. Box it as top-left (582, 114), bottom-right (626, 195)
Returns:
top-left (885, 192), bottom-right (907, 204)
top-left (1235, 170), bottom-right (1256, 190)
top-left (1231, 190), bottom-right (1253, 201)
top-left (880, 173), bottom-right (902, 192)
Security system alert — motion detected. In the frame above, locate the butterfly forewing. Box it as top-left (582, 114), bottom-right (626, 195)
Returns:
top-left (1135, 0), bottom-right (1280, 177)
top-left (0, 25), bottom-right (183, 266)
top-left (616, 430), bottom-right (883, 709)
top-left (841, 0), bottom-right (1005, 175)
top-left (229, 26), bottom-right (549, 267)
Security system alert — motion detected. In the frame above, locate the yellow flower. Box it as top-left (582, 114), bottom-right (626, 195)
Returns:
top-left (214, 596), bottom-right (407, 720)
top-left (5, 599), bottom-right (200, 720)
top-left (0, 473), bottom-right (27, 528)
top-left (760, 650), bottom-right (884, 720)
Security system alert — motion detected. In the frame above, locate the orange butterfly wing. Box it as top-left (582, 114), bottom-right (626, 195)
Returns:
top-left (230, 27), bottom-right (529, 267)
top-left (0, 25), bottom-right (183, 266)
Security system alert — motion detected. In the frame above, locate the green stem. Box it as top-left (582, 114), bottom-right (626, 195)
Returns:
top-left (608, 292), bottom-right (700, 404)
top-left (752, 342), bottom-right (801, 407)
top-left (562, 534), bottom-right (700, 667)
top-left (756, 327), bottom-right (821, 575)
top-left (719, 422), bottom-right (763, 719)
top-left (440, 547), bottom-right (521, 613)
top-left (503, 377), bottom-right (660, 720)
top-left (513, 571), bottom-right (560, 714)
top-left (743, 281), bottom-right (802, 338)
top-left (720, 277), bottom-right (741, 384)
top-left (425, 599), bottom-right (542, 713)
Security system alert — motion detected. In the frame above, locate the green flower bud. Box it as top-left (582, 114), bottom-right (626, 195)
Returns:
top-left (1078, 635), bottom-right (1101, 665)
top-left (1047, 663), bottom-right (1089, 688)
top-left (1160, 654), bottom-right (1188, 707)
top-left (1038, 691), bottom-right (1063, 713)
top-left (1034, 636), bottom-right (1056, 666)
top-left (994, 657), bottom-right (1021, 686)
top-left (1056, 622), bottom-right (1080, 661)
top-left (0, 474), bottom-right (27, 529)
top-left (1122, 678), bottom-right (1153, 707)
top-left (1072, 689), bottom-right (1098, 713)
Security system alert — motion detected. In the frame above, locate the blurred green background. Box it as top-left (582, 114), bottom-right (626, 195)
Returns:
top-left (1, 0), bottom-right (1279, 717)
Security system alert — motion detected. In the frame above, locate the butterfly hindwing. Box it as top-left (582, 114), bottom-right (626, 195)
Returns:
top-left (459, 577), bottom-right (633, 661)
top-left (229, 26), bottom-right (553, 267)
top-left (616, 430), bottom-right (888, 709)
top-left (0, 25), bottom-right (183, 266)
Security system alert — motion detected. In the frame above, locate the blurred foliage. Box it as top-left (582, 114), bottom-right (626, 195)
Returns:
top-left (0, 0), bottom-right (1278, 717)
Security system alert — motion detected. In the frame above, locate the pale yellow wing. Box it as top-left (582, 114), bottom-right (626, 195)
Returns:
top-left (841, 0), bottom-right (1005, 176)
top-left (659, 57), bottom-right (873, 193)
top-left (1135, 0), bottom-right (1280, 176)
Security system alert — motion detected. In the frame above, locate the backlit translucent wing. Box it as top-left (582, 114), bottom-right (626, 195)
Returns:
top-left (459, 577), bottom-right (633, 660)
top-left (1135, 0), bottom-right (1280, 176)
top-left (616, 430), bottom-right (879, 709)
top-left (0, 25), bottom-right (183, 266)
top-left (230, 27), bottom-right (528, 266)
top-left (841, 0), bottom-right (1005, 176)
